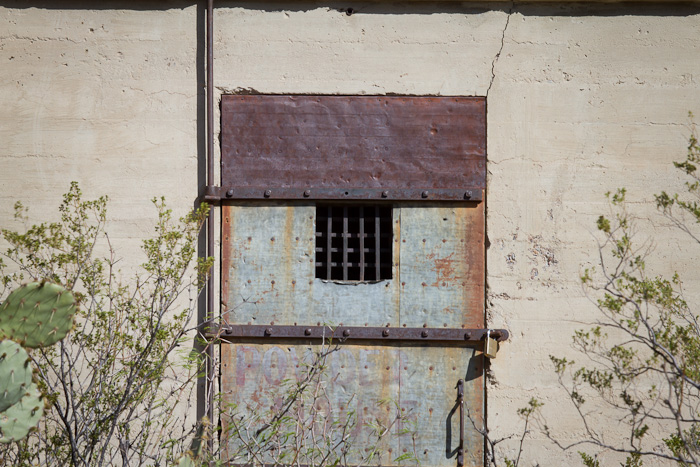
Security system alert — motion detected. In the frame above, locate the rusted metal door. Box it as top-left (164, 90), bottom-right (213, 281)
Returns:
top-left (218, 96), bottom-right (502, 466)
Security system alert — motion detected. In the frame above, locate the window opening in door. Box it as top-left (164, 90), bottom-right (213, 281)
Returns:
top-left (315, 204), bottom-right (393, 281)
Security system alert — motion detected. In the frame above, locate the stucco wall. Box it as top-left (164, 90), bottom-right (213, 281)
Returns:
top-left (2, 1), bottom-right (700, 464)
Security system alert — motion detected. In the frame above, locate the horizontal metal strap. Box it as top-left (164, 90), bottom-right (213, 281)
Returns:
top-left (210, 324), bottom-right (509, 343)
top-left (203, 186), bottom-right (483, 203)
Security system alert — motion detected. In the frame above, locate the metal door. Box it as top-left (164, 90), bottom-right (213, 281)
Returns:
top-left (216, 96), bottom-right (504, 466)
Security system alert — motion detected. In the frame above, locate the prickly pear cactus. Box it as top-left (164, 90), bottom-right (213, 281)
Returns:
top-left (0, 281), bottom-right (75, 443)
top-left (0, 382), bottom-right (43, 444)
top-left (0, 281), bottom-right (76, 348)
top-left (0, 340), bottom-right (33, 412)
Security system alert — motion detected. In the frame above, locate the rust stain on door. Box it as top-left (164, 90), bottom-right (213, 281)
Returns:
top-left (428, 253), bottom-right (461, 287)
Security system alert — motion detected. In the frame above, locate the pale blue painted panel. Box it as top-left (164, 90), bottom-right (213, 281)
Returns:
top-left (223, 203), bottom-right (316, 325)
top-left (221, 343), bottom-right (401, 464)
top-left (222, 202), bottom-right (485, 467)
top-left (397, 344), bottom-right (483, 467)
top-left (397, 204), bottom-right (483, 329)
top-left (223, 203), bottom-right (400, 327)
top-left (221, 342), bottom-right (483, 466)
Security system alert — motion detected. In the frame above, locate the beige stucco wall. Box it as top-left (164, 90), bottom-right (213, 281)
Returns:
top-left (2, 2), bottom-right (700, 464)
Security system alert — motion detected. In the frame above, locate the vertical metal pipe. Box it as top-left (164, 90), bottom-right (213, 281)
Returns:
top-left (207, 0), bottom-right (214, 189)
top-left (206, 0), bottom-right (215, 455)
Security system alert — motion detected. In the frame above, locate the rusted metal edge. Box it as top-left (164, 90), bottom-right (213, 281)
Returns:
top-left (203, 186), bottom-right (483, 203)
top-left (210, 324), bottom-right (509, 343)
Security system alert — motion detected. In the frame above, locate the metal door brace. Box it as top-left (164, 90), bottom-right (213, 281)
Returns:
top-left (209, 324), bottom-right (509, 344)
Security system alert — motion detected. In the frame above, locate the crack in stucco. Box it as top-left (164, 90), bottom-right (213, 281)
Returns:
top-left (486, 4), bottom-right (513, 98)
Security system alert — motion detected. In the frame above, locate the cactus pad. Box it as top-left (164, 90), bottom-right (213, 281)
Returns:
top-left (0, 382), bottom-right (43, 444)
top-left (0, 340), bottom-right (33, 412)
top-left (0, 281), bottom-right (76, 348)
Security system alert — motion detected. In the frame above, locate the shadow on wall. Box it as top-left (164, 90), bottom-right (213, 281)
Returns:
top-left (1, 0), bottom-right (699, 16)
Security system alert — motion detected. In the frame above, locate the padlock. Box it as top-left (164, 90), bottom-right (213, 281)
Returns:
top-left (484, 330), bottom-right (498, 359)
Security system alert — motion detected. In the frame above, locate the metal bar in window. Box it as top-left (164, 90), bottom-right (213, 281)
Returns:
top-left (375, 206), bottom-right (381, 279)
top-left (343, 206), bottom-right (349, 281)
top-left (326, 207), bottom-right (332, 280)
top-left (359, 207), bottom-right (365, 281)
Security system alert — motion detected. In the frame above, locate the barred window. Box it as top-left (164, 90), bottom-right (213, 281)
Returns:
top-left (315, 205), bottom-right (393, 281)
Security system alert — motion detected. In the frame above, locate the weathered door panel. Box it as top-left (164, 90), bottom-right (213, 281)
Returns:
top-left (397, 345), bottom-right (484, 467)
top-left (221, 202), bottom-right (485, 466)
top-left (220, 96), bottom-right (486, 199)
top-left (397, 205), bottom-right (484, 329)
top-left (222, 203), bottom-right (482, 329)
top-left (220, 342), bottom-right (483, 466)
top-left (222, 202), bottom-right (402, 327)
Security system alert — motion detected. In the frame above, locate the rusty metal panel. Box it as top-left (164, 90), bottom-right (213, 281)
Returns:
top-left (398, 202), bottom-right (485, 330)
top-left (221, 96), bottom-right (486, 201)
top-left (220, 342), bottom-right (483, 466)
